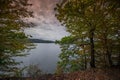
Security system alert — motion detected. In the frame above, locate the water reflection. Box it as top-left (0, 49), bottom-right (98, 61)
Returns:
top-left (18, 43), bottom-right (61, 73)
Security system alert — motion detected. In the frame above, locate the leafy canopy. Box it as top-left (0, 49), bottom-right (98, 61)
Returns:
top-left (0, 0), bottom-right (34, 77)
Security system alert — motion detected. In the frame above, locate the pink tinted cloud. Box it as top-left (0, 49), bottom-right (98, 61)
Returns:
top-left (25, 0), bottom-right (69, 40)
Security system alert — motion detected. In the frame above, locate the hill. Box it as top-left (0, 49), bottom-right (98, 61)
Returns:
top-left (29, 39), bottom-right (55, 43)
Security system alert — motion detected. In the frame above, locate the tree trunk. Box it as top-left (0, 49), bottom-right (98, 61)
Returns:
top-left (104, 37), bottom-right (113, 67)
top-left (83, 45), bottom-right (87, 69)
top-left (106, 49), bottom-right (113, 67)
top-left (117, 53), bottom-right (120, 67)
top-left (89, 0), bottom-right (96, 68)
top-left (90, 28), bottom-right (95, 68)
top-left (84, 53), bottom-right (87, 69)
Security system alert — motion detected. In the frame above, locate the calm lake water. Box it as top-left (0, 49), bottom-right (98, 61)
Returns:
top-left (17, 43), bottom-right (61, 74)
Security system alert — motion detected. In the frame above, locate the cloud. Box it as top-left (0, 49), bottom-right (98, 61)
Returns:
top-left (25, 0), bottom-right (69, 40)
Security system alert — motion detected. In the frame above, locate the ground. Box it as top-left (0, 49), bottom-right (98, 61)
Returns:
top-left (0, 68), bottom-right (120, 80)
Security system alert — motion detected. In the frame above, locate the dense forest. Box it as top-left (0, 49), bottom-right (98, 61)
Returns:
top-left (55, 0), bottom-right (120, 73)
top-left (0, 0), bottom-right (33, 77)
top-left (0, 0), bottom-right (120, 80)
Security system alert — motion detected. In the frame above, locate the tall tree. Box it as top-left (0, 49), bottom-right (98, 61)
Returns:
top-left (55, 0), bottom-right (97, 68)
top-left (55, 0), bottom-right (120, 72)
top-left (0, 0), bottom-right (33, 77)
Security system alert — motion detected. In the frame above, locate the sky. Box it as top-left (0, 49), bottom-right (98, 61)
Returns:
top-left (24, 0), bottom-right (69, 41)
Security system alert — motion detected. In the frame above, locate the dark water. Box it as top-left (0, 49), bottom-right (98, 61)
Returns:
top-left (17, 43), bottom-right (61, 73)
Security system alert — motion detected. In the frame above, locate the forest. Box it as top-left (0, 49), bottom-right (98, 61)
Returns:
top-left (55, 0), bottom-right (120, 73)
top-left (0, 0), bottom-right (120, 80)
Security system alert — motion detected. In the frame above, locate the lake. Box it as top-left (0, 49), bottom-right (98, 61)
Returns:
top-left (17, 43), bottom-right (61, 74)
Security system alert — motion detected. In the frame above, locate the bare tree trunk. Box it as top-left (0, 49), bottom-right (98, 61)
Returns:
top-left (90, 28), bottom-right (95, 68)
top-left (106, 49), bottom-right (113, 67)
top-left (117, 53), bottom-right (120, 67)
top-left (89, 0), bottom-right (96, 68)
top-left (104, 36), bottom-right (113, 67)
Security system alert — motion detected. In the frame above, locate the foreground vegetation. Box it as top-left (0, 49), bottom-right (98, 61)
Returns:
top-left (0, 68), bottom-right (120, 80)
top-left (0, 0), bottom-right (33, 77)
top-left (55, 0), bottom-right (120, 73)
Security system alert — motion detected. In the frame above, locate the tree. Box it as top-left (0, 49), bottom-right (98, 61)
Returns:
top-left (56, 36), bottom-right (89, 73)
top-left (0, 0), bottom-right (33, 77)
top-left (55, 0), bottom-right (120, 72)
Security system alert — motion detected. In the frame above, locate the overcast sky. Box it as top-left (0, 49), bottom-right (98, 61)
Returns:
top-left (24, 0), bottom-right (69, 40)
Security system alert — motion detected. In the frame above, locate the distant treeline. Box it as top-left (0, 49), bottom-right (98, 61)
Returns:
top-left (29, 39), bottom-right (55, 43)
